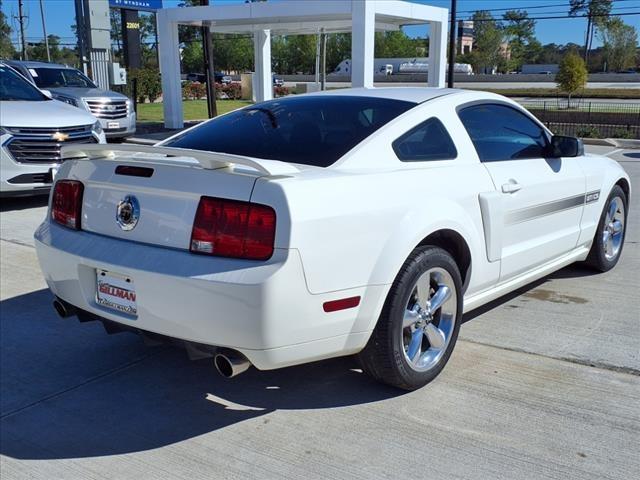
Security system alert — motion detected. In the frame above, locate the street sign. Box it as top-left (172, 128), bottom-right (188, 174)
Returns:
top-left (109, 0), bottom-right (163, 11)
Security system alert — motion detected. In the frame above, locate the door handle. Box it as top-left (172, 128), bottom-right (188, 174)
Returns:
top-left (502, 182), bottom-right (522, 194)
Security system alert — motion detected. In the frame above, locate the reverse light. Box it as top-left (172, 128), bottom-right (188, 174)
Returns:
top-left (51, 180), bottom-right (84, 230)
top-left (190, 197), bottom-right (276, 260)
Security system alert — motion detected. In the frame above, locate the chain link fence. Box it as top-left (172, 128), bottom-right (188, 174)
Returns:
top-left (521, 100), bottom-right (640, 139)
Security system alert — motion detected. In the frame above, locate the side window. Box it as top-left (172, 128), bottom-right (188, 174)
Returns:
top-left (458, 104), bottom-right (549, 162)
top-left (393, 117), bottom-right (458, 162)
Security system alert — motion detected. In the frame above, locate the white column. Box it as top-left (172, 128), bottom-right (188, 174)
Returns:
top-left (351, 0), bottom-right (375, 88)
top-left (253, 29), bottom-right (272, 102)
top-left (157, 11), bottom-right (183, 129)
top-left (428, 19), bottom-right (447, 88)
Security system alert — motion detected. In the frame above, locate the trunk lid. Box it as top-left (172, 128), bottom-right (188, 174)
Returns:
top-left (67, 155), bottom-right (262, 250)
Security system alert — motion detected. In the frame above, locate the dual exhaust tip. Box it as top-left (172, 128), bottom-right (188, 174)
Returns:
top-left (53, 298), bottom-right (251, 378)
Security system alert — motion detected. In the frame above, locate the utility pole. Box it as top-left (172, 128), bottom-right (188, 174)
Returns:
top-left (320, 29), bottom-right (327, 90)
top-left (201, 0), bottom-right (217, 118)
top-left (447, 0), bottom-right (457, 88)
top-left (39, 0), bottom-right (50, 62)
top-left (17, 0), bottom-right (28, 60)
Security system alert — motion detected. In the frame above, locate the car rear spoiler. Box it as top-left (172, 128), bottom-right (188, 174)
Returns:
top-left (60, 143), bottom-right (300, 176)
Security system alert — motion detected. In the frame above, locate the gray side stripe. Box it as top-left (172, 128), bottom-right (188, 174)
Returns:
top-left (505, 191), bottom-right (599, 225)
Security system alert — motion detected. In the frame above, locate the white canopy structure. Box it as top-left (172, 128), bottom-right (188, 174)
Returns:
top-left (156, 0), bottom-right (449, 128)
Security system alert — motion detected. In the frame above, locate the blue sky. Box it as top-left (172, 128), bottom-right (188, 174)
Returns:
top-left (2, 0), bottom-right (639, 49)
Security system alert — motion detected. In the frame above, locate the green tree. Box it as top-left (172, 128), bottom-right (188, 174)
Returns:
top-left (0, 3), bottom-right (16, 59)
top-left (502, 10), bottom-right (536, 71)
top-left (212, 34), bottom-right (253, 72)
top-left (569, 0), bottom-right (612, 65)
top-left (181, 40), bottom-right (203, 73)
top-left (325, 33), bottom-right (351, 72)
top-left (469, 11), bottom-right (503, 74)
top-left (556, 52), bottom-right (588, 106)
top-left (375, 31), bottom-right (416, 58)
top-left (598, 18), bottom-right (638, 72)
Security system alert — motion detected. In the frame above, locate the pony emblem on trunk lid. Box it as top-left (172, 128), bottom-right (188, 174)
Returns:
top-left (116, 195), bottom-right (140, 231)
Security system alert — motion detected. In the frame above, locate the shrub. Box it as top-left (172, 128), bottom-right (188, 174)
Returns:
top-left (130, 68), bottom-right (162, 103)
top-left (612, 128), bottom-right (634, 139)
top-left (274, 85), bottom-right (290, 98)
top-left (216, 82), bottom-right (242, 100)
top-left (576, 126), bottom-right (601, 138)
top-left (182, 81), bottom-right (206, 100)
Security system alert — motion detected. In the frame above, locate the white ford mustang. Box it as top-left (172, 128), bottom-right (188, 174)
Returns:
top-left (35, 88), bottom-right (630, 390)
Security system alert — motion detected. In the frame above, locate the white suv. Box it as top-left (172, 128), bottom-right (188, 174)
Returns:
top-left (0, 64), bottom-right (106, 197)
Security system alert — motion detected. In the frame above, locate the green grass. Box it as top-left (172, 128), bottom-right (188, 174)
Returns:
top-left (136, 100), bottom-right (252, 122)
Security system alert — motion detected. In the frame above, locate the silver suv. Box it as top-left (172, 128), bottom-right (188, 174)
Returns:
top-left (6, 60), bottom-right (136, 140)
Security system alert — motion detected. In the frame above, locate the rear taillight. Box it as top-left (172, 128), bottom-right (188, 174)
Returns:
top-left (190, 197), bottom-right (276, 260)
top-left (51, 180), bottom-right (84, 230)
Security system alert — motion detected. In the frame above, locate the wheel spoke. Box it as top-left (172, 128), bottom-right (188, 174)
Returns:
top-left (424, 323), bottom-right (446, 350)
top-left (608, 199), bottom-right (618, 221)
top-left (603, 229), bottom-right (611, 246)
top-left (415, 274), bottom-right (431, 308)
top-left (407, 328), bottom-right (423, 363)
top-left (403, 308), bottom-right (420, 329)
top-left (606, 234), bottom-right (614, 256)
top-left (427, 285), bottom-right (451, 314)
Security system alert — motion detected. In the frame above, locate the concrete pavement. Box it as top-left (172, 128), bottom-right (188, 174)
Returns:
top-left (1, 146), bottom-right (638, 479)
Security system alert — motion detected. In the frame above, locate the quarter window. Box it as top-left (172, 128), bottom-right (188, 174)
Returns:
top-left (393, 117), bottom-right (457, 162)
top-left (458, 104), bottom-right (549, 162)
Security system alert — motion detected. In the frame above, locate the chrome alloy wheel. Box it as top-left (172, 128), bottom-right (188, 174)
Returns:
top-left (402, 267), bottom-right (457, 372)
top-left (602, 196), bottom-right (625, 261)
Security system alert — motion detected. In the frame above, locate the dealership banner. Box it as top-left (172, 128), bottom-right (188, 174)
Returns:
top-left (109, 0), bottom-right (163, 11)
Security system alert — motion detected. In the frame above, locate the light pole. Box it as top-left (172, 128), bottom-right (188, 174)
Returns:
top-left (447, 0), bottom-right (457, 88)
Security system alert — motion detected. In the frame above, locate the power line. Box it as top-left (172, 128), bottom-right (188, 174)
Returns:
top-left (457, 11), bottom-right (640, 22)
top-left (455, 0), bottom-right (636, 14)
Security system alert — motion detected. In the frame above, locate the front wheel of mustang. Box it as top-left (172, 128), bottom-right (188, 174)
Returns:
top-left (358, 246), bottom-right (463, 390)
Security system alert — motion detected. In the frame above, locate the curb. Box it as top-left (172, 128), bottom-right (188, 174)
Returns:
top-left (580, 138), bottom-right (617, 147)
top-left (581, 138), bottom-right (640, 149)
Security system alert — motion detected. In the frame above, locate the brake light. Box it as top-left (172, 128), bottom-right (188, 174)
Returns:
top-left (51, 180), bottom-right (84, 230)
top-left (190, 197), bottom-right (276, 260)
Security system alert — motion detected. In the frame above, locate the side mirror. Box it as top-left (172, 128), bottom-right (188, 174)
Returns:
top-left (40, 89), bottom-right (53, 99)
top-left (550, 135), bottom-right (584, 158)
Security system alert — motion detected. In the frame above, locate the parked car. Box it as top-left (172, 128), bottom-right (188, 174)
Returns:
top-left (0, 63), bottom-right (106, 197)
top-left (5, 60), bottom-right (136, 140)
top-left (272, 74), bottom-right (284, 86)
top-left (35, 88), bottom-right (629, 390)
top-left (186, 72), bottom-right (232, 84)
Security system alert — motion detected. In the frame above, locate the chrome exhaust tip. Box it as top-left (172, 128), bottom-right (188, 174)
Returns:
top-left (214, 352), bottom-right (251, 378)
top-left (53, 298), bottom-right (75, 318)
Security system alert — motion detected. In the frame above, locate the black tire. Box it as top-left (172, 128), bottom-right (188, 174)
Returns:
top-left (357, 246), bottom-right (463, 391)
top-left (586, 185), bottom-right (628, 272)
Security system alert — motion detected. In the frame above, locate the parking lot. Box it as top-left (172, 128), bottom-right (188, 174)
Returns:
top-left (0, 145), bottom-right (638, 480)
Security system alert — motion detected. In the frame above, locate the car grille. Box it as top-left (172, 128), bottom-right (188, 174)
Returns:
top-left (85, 99), bottom-right (128, 119)
top-left (5, 125), bottom-right (97, 164)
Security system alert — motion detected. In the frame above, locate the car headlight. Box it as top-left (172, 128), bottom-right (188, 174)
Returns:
top-left (92, 121), bottom-right (103, 135)
top-left (55, 95), bottom-right (78, 107)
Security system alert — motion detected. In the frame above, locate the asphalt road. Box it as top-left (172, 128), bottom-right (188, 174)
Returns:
top-left (1, 146), bottom-right (638, 480)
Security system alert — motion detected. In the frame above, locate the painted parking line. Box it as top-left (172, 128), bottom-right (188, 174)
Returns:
top-left (604, 148), bottom-right (623, 157)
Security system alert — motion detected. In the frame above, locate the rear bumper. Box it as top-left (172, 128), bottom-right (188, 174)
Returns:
top-left (34, 221), bottom-right (380, 369)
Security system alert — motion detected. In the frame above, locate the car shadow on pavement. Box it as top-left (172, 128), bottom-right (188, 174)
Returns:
top-left (462, 262), bottom-right (598, 324)
top-left (0, 289), bottom-right (403, 461)
top-left (0, 195), bottom-right (48, 212)
top-left (623, 152), bottom-right (640, 159)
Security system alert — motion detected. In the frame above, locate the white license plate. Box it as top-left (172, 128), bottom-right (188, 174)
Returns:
top-left (96, 270), bottom-right (137, 316)
top-left (107, 121), bottom-right (120, 129)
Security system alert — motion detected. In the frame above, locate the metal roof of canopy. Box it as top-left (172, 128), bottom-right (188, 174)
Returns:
top-left (157, 0), bottom-right (449, 128)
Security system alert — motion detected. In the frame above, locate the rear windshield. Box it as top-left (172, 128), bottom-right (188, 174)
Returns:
top-left (32, 68), bottom-right (96, 88)
top-left (165, 96), bottom-right (415, 167)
